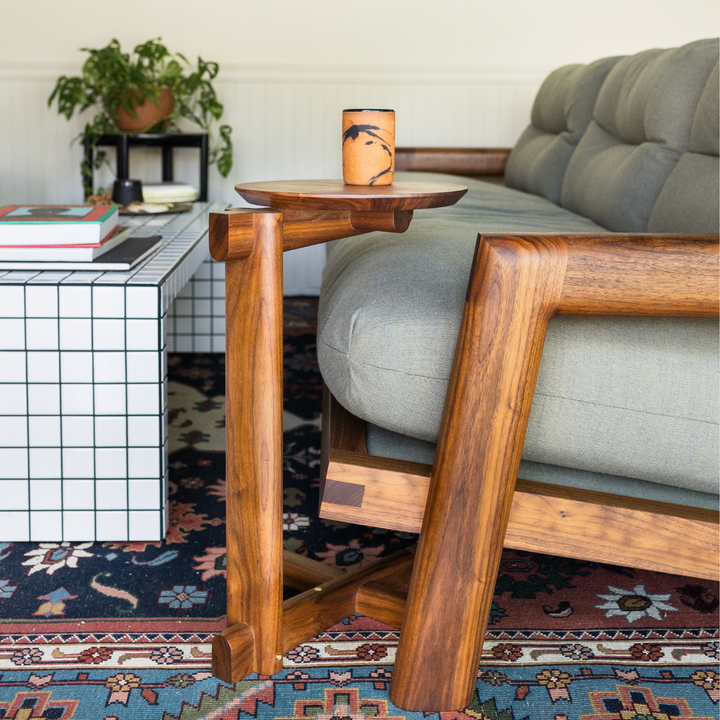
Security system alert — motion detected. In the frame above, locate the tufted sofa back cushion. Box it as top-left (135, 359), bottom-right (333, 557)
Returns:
top-left (504, 56), bottom-right (622, 205)
top-left (648, 61), bottom-right (719, 233)
top-left (560, 38), bottom-right (719, 232)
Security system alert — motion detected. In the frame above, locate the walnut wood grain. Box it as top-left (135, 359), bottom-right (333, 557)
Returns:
top-left (210, 207), bottom-right (418, 255)
top-left (557, 234), bottom-right (719, 316)
top-left (320, 445), bottom-right (720, 579)
top-left (350, 210), bottom-right (413, 232)
top-left (504, 481), bottom-right (719, 578)
top-left (318, 389), bottom-right (366, 512)
top-left (328, 391), bottom-right (367, 453)
top-left (234, 180), bottom-right (467, 212)
top-left (321, 448), bottom-right (430, 533)
top-left (211, 208), bottom-right (363, 255)
top-left (355, 582), bottom-right (407, 628)
top-left (391, 235), bottom-right (569, 711)
top-left (212, 182), bottom-right (467, 696)
top-left (282, 549), bottom-right (414, 654)
top-left (208, 209), bottom-right (257, 262)
top-left (223, 211), bottom-right (284, 679)
top-left (211, 622), bottom-right (255, 684)
top-left (282, 549), bottom-right (343, 591)
top-left (395, 147), bottom-right (512, 176)
top-left (276, 209), bottom-right (363, 250)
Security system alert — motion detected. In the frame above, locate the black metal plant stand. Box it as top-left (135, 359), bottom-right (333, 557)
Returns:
top-left (83, 133), bottom-right (209, 201)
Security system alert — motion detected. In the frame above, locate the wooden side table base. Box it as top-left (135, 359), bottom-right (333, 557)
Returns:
top-left (212, 549), bottom-right (415, 684)
top-left (209, 204), bottom-right (419, 684)
top-left (208, 180), bottom-right (468, 704)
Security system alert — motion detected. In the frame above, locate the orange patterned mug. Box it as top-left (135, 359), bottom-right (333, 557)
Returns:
top-left (342, 109), bottom-right (395, 186)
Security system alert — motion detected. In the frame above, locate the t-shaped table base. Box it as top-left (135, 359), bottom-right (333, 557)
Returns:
top-left (208, 180), bottom-right (467, 708)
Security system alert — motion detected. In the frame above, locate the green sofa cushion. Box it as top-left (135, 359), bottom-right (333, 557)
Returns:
top-left (648, 60), bottom-right (719, 233)
top-left (318, 40), bottom-right (720, 502)
top-left (561, 39), bottom-right (719, 231)
top-left (505, 56), bottom-right (622, 205)
top-left (319, 174), bottom-right (719, 497)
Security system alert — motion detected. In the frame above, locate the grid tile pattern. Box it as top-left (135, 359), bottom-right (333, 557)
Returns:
top-left (167, 258), bottom-right (226, 352)
top-left (0, 202), bottom-right (226, 542)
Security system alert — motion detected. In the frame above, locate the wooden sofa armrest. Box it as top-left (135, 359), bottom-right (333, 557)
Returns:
top-left (392, 231), bottom-right (719, 709)
top-left (395, 146), bottom-right (512, 177)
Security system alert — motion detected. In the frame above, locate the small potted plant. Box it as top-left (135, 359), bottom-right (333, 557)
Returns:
top-left (48, 38), bottom-right (233, 197)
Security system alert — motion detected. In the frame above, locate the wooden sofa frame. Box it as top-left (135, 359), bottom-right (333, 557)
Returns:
top-left (209, 148), bottom-right (720, 713)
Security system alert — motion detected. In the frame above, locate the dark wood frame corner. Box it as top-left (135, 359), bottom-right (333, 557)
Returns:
top-left (209, 166), bottom-right (719, 712)
top-left (395, 146), bottom-right (512, 178)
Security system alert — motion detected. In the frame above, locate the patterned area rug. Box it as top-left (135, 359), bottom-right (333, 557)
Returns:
top-left (0, 298), bottom-right (717, 719)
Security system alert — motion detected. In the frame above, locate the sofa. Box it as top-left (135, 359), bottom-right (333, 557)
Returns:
top-left (207, 38), bottom-right (718, 713)
top-left (318, 37), bottom-right (719, 514)
top-left (314, 37), bottom-right (718, 710)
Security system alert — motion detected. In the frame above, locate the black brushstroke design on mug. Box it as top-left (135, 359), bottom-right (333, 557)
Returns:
top-left (343, 124), bottom-right (393, 185)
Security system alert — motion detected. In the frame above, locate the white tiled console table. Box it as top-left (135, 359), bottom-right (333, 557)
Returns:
top-left (0, 202), bottom-right (226, 543)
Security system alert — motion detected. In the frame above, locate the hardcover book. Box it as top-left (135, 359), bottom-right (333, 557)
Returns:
top-left (0, 236), bottom-right (162, 271)
top-left (0, 205), bottom-right (119, 245)
top-left (0, 227), bottom-right (130, 261)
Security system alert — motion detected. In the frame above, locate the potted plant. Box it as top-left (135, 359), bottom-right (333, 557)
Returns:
top-left (48, 38), bottom-right (233, 197)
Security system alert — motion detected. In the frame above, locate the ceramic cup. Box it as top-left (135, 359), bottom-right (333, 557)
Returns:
top-left (342, 109), bottom-right (395, 186)
top-left (112, 178), bottom-right (144, 206)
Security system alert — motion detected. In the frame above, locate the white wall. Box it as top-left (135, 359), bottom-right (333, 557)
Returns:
top-left (1, 1), bottom-right (717, 293)
top-left (2, 0), bottom-right (716, 67)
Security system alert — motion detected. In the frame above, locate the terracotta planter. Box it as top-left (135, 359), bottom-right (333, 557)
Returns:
top-left (114, 87), bottom-right (175, 133)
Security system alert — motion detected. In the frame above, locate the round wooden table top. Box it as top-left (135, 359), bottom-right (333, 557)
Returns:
top-left (234, 179), bottom-right (468, 212)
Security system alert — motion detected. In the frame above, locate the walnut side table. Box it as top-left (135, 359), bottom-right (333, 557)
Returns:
top-left (207, 180), bottom-right (467, 704)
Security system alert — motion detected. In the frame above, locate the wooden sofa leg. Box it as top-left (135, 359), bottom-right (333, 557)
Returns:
top-left (390, 235), bottom-right (567, 711)
top-left (219, 210), bottom-right (285, 681)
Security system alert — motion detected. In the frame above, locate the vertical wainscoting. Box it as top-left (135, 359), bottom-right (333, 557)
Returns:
top-left (0, 62), bottom-right (544, 345)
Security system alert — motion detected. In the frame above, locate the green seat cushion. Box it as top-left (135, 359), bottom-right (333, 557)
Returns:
top-left (318, 173), bottom-right (719, 497)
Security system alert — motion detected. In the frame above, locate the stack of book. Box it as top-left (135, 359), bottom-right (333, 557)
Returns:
top-left (141, 182), bottom-right (198, 204)
top-left (0, 205), bottom-right (161, 271)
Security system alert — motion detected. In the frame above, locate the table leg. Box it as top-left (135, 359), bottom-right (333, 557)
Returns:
top-left (82, 136), bottom-right (94, 199)
top-left (199, 135), bottom-right (209, 202)
top-left (116, 135), bottom-right (130, 179)
top-left (162, 145), bottom-right (174, 182)
top-left (215, 211), bottom-right (285, 680)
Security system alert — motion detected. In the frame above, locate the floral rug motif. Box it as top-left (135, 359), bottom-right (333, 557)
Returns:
top-left (0, 298), bottom-right (717, 719)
